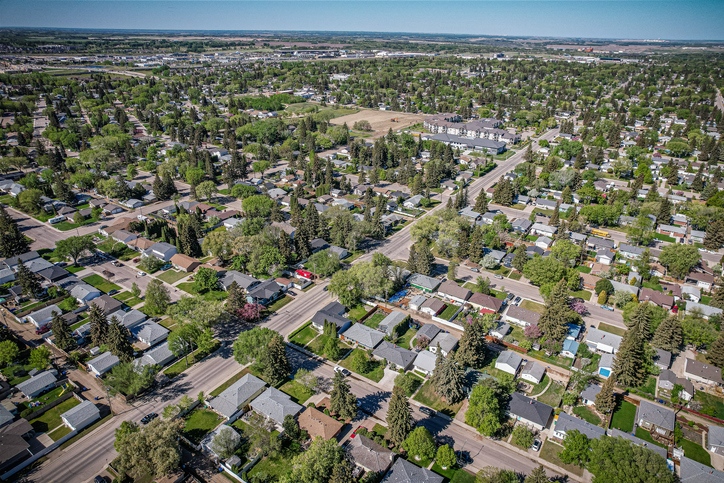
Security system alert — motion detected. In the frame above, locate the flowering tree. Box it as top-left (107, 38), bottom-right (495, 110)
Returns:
top-left (237, 303), bottom-right (263, 322)
top-left (524, 325), bottom-right (542, 340)
top-left (570, 299), bottom-right (587, 315)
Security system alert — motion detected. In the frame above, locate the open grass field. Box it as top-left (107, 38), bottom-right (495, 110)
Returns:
top-left (330, 109), bottom-right (424, 137)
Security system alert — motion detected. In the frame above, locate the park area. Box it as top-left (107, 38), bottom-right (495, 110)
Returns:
top-left (330, 110), bottom-right (424, 137)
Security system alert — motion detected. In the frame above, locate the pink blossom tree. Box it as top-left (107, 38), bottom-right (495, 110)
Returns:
top-left (570, 299), bottom-right (587, 315)
top-left (524, 325), bottom-right (542, 340)
top-left (237, 303), bottom-right (263, 322)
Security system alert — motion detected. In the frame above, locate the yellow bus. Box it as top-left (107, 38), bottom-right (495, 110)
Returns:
top-left (591, 228), bottom-right (610, 238)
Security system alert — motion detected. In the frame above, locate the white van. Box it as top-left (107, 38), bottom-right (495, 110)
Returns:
top-left (48, 216), bottom-right (65, 225)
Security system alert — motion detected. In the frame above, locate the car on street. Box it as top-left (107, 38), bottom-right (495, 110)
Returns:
top-left (140, 412), bottom-right (158, 425)
top-left (470, 267), bottom-right (479, 272)
top-left (35, 326), bottom-right (51, 335)
top-left (112, 261), bottom-right (121, 267)
top-left (419, 406), bottom-right (436, 417)
top-left (601, 305), bottom-right (614, 311)
top-left (323, 286), bottom-right (328, 291)
top-left (532, 439), bottom-right (541, 451)
top-left (334, 366), bottom-right (350, 376)
top-left (494, 274), bottom-right (503, 279)
top-left (107, 289), bottom-right (119, 296)
top-left (53, 262), bottom-right (67, 267)
top-left (137, 271), bottom-right (147, 277)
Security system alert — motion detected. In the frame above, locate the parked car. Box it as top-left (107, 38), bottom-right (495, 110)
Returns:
top-left (531, 439), bottom-right (541, 452)
top-left (140, 412), bottom-right (158, 425)
top-left (514, 296), bottom-right (522, 305)
top-left (137, 271), bottom-right (147, 277)
top-left (107, 289), bottom-right (119, 296)
top-left (288, 291), bottom-right (297, 296)
top-left (494, 274), bottom-right (503, 279)
top-left (53, 262), bottom-right (67, 267)
top-left (132, 258), bottom-right (140, 263)
top-left (334, 366), bottom-right (350, 376)
top-left (419, 406), bottom-right (436, 417)
top-left (112, 261), bottom-right (121, 267)
top-left (470, 267), bottom-right (479, 272)
top-left (35, 326), bottom-right (50, 335)
top-left (601, 305), bottom-right (614, 311)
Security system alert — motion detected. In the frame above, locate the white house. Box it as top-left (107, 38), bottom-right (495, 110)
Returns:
top-left (143, 242), bottom-right (178, 262)
top-left (26, 305), bottom-right (62, 328)
top-left (495, 350), bottom-right (522, 376)
top-left (581, 384), bottom-right (601, 406)
top-left (87, 351), bottom-right (120, 376)
top-left (61, 400), bottom-right (101, 431)
top-left (585, 328), bottom-right (622, 354)
top-left (413, 350), bottom-right (437, 375)
top-left (70, 283), bottom-right (102, 305)
top-left (520, 361), bottom-right (546, 385)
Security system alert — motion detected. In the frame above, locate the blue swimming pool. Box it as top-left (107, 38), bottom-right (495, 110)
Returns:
top-left (599, 368), bottom-right (611, 377)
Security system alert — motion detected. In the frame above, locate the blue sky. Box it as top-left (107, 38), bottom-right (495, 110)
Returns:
top-left (2, 1), bottom-right (723, 41)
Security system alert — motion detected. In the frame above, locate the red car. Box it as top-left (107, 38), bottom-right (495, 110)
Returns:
top-left (35, 326), bottom-right (50, 335)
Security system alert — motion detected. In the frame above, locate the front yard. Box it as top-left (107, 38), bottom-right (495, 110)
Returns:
top-left (412, 380), bottom-right (464, 417)
top-left (519, 300), bottom-right (546, 314)
top-left (82, 274), bottom-right (121, 294)
top-left (279, 379), bottom-right (314, 404)
top-left (156, 270), bottom-right (189, 285)
top-left (539, 440), bottom-right (584, 477)
top-left (338, 349), bottom-right (385, 382)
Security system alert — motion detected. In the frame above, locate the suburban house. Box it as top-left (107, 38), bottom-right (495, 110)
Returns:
top-left (561, 339), bottom-right (580, 359)
top-left (467, 292), bottom-right (503, 314)
top-left (420, 298), bottom-right (446, 317)
top-left (684, 301), bottom-right (722, 320)
top-left (495, 351), bottom-right (522, 375)
top-left (347, 434), bottom-right (396, 475)
top-left (536, 236), bottom-right (553, 250)
top-left (657, 224), bottom-right (687, 238)
top-left (581, 384), bottom-right (601, 406)
top-left (210, 374), bottom-right (267, 421)
top-left (16, 371), bottom-right (57, 399)
top-left (580, 273), bottom-right (601, 291)
top-left (653, 348), bottom-right (672, 371)
top-left (520, 361), bottom-right (546, 385)
top-left (415, 324), bottom-right (441, 345)
top-left (109, 309), bottom-right (147, 330)
top-left (684, 358), bottom-right (723, 386)
top-left (598, 353), bottom-right (615, 378)
top-left (636, 400), bottom-right (675, 440)
top-left (489, 322), bottom-right (511, 339)
top-left (382, 458), bottom-right (443, 483)
top-left (87, 351), bottom-right (120, 376)
top-left (530, 223), bottom-right (557, 237)
top-left (679, 456), bottom-right (724, 482)
top-left (0, 420), bottom-right (34, 472)
top-left (372, 341), bottom-right (416, 371)
top-left (408, 295), bottom-right (427, 311)
top-left (639, 288), bottom-right (674, 309)
top-left (504, 305), bottom-right (540, 327)
top-left (507, 392), bottom-right (553, 431)
top-left (585, 328), bottom-right (622, 354)
top-left (407, 273), bottom-right (441, 292)
top-left (26, 305), bottom-right (62, 328)
top-left (219, 271), bottom-right (260, 292)
top-left (91, 294), bottom-right (123, 315)
top-left (681, 286), bottom-right (701, 303)
top-left (429, 332), bottom-right (459, 357)
top-left (135, 342), bottom-right (175, 369)
top-left (298, 407), bottom-right (344, 441)
top-left (378, 311), bottom-right (409, 337)
top-left (143, 242), bottom-right (178, 262)
top-left (553, 412), bottom-right (606, 441)
top-left (437, 280), bottom-right (471, 304)
top-left (170, 254), bottom-right (201, 273)
top-left (246, 279), bottom-right (283, 306)
top-left (413, 350), bottom-right (437, 375)
top-left (340, 323), bottom-right (385, 350)
top-left (129, 321), bottom-right (169, 347)
top-left (310, 302), bottom-right (352, 334)
top-left (61, 400), bottom-right (100, 431)
top-left (249, 387), bottom-right (302, 425)
top-left (618, 244), bottom-right (645, 260)
top-left (708, 426), bottom-right (724, 454)
top-left (686, 272), bottom-right (716, 291)
top-left (658, 369), bottom-right (694, 401)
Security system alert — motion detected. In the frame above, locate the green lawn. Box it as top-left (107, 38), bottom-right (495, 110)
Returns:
top-left (48, 425), bottom-right (72, 441)
top-left (439, 304), bottom-right (459, 320)
top-left (537, 381), bottom-right (565, 407)
top-left (347, 304), bottom-right (372, 321)
top-left (247, 442), bottom-right (299, 481)
top-left (67, 264), bottom-right (85, 274)
top-left (540, 440), bottom-right (584, 477)
top-left (449, 469), bottom-right (477, 483)
top-left (289, 323), bottom-right (317, 347)
top-left (157, 270), bottom-right (190, 285)
top-left (694, 391), bottom-right (724, 419)
top-left (702, 295), bottom-right (712, 305)
top-left (338, 349), bottom-right (385, 382)
top-left (1, 363), bottom-right (36, 386)
top-left (643, 281), bottom-right (664, 292)
top-left (412, 380), bottom-right (464, 417)
top-left (210, 370), bottom-right (248, 397)
top-left (398, 372), bottom-right (424, 397)
top-left (113, 291), bottom-right (133, 301)
top-left (634, 427), bottom-right (667, 448)
top-left (611, 400), bottom-right (636, 433)
top-left (637, 375), bottom-right (657, 396)
top-left (182, 409), bottom-right (221, 444)
top-left (29, 397), bottom-right (80, 433)
top-left (598, 323), bottom-right (626, 337)
top-left (569, 290), bottom-right (592, 301)
top-left (280, 379), bottom-right (314, 404)
top-left (576, 266), bottom-right (592, 274)
top-left (82, 274), bottom-right (121, 294)
top-left (527, 374), bottom-right (551, 396)
top-left (176, 282), bottom-right (228, 301)
top-left (163, 341), bottom-right (221, 378)
top-left (572, 405), bottom-right (602, 426)
top-left (364, 312), bottom-right (386, 329)
top-left (113, 292), bottom-right (142, 307)
top-left (509, 271), bottom-right (522, 281)
top-left (655, 233), bottom-right (676, 243)
top-left (159, 318), bottom-right (177, 330)
top-left (266, 295), bottom-right (294, 313)
top-left (393, 326), bottom-right (417, 350)
top-left (520, 300), bottom-right (546, 314)
top-left (681, 438), bottom-right (712, 467)
top-left (431, 463), bottom-right (457, 480)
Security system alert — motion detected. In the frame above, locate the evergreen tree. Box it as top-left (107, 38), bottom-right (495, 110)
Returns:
top-left (51, 312), bottom-right (75, 351)
top-left (473, 190), bottom-right (489, 213)
top-left (330, 371), bottom-right (358, 420)
top-left (538, 279), bottom-right (574, 342)
top-left (708, 332), bottom-right (724, 369)
top-left (562, 186), bottom-right (573, 204)
top-left (407, 243), bottom-right (418, 273)
top-left (626, 303), bottom-right (651, 338)
top-left (152, 174), bottom-right (164, 199)
top-left (386, 385), bottom-right (412, 447)
top-left (415, 241), bottom-right (433, 276)
top-left (613, 327), bottom-right (647, 387)
top-left (226, 281), bottom-right (245, 313)
top-left (88, 303), bottom-right (108, 347)
top-left (432, 351), bottom-right (465, 404)
top-left (107, 316), bottom-right (134, 362)
top-left (16, 260), bottom-right (41, 298)
top-left (710, 286), bottom-right (724, 309)
top-left (651, 315), bottom-right (683, 354)
top-left (525, 466), bottom-right (550, 483)
top-left (0, 206), bottom-right (29, 257)
top-left (549, 201), bottom-right (560, 227)
top-left (512, 246), bottom-right (528, 273)
top-left (161, 173), bottom-right (177, 199)
top-left (658, 198), bottom-right (672, 223)
top-left (594, 373), bottom-right (617, 414)
top-left (180, 223), bottom-right (202, 257)
top-left (691, 171), bottom-right (704, 192)
top-left (667, 161), bottom-right (679, 187)
top-left (468, 228), bottom-right (484, 263)
top-left (704, 219), bottom-right (724, 252)
top-left (260, 336), bottom-right (291, 385)
top-left (455, 318), bottom-right (487, 368)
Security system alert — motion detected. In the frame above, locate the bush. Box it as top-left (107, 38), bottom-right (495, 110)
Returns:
top-left (20, 408), bottom-right (32, 418)
top-left (139, 256), bottom-right (165, 273)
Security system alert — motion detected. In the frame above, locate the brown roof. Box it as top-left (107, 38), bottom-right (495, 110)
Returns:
top-left (170, 253), bottom-right (200, 271)
top-left (297, 407), bottom-right (343, 440)
top-left (215, 210), bottom-right (240, 221)
top-left (687, 272), bottom-right (716, 284)
top-left (437, 280), bottom-right (472, 301)
top-left (348, 434), bottom-right (396, 474)
top-left (639, 288), bottom-right (674, 308)
top-left (200, 263), bottom-right (226, 273)
top-left (685, 358), bottom-right (724, 384)
top-left (589, 263), bottom-right (608, 275)
top-left (127, 237), bottom-right (155, 250)
top-left (581, 272), bottom-right (601, 287)
top-left (467, 292), bottom-right (503, 312)
top-left (91, 294), bottom-right (123, 315)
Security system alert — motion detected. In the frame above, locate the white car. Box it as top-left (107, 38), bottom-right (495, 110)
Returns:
top-left (334, 366), bottom-right (350, 377)
top-left (137, 271), bottom-right (147, 277)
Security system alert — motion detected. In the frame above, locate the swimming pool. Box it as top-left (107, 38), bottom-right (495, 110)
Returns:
top-left (599, 368), bottom-right (611, 377)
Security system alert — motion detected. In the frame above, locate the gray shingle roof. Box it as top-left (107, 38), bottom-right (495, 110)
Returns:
top-left (16, 370), bottom-right (56, 397)
top-left (680, 456), bottom-right (724, 482)
top-left (637, 399), bottom-right (675, 432)
top-left (220, 271), bottom-right (260, 291)
top-left (586, 328), bottom-right (623, 351)
top-left (382, 457), bottom-right (443, 483)
top-left (430, 332), bottom-right (458, 354)
top-left (507, 392), bottom-right (553, 427)
top-left (373, 341), bottom-right (416, 369)
top-left (416, 324), bottom-right (441, 341)
top-left (521, 361), bottom-right (545, 381)
top-left (555, 412), bottom-right (606, 440)
top-left (413, 351), bottom-right (437, 373)
top-left (250, 387), bottom-right (301, 424)
top-left (61, 400), bottom-right (100, 429)
top-left (709, 425), bottom-right (724, 449)
top-left (87, 351), bottom-right (120, 374)
top-left (379, 311), bottom-right (408, 336)
top-left (496, 350), bottom-right (522, 370)
top-left (211, 374), bottom-right (267, 418)
top-left (108, 309), bottom-right (146, 329)
top-left (129, 321), bottom-right (169, 345)
top-left (136, 341), bottom-right (175, 368)
top-left (407, 273), bottom-right (441, 291)
top-left (348, 435), bottom-right (396, 474)
top-left (580, 383), bottom-right (601, 402)
top-left (342, 323), bottom-right (385, 349)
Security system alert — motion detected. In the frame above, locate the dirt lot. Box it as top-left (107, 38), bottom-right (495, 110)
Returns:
top-left (330, 110), bottom-right (425, 138)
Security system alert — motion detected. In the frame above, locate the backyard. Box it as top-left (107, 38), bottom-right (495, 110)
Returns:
top-left (412, 380), bottom-right (464, 417)
top-left (536, 381), bottom-right (565, 407)
top-left (694, 392), bottom-right (724, 420)
top-left (364, 312), bottom-right (386, 329)
top-left (347, 304), bottom-right (373, 321)
top-left (29, 397), bottom-right (80, 433)
top-left (572, 405), bottom-right (602, 426)
top-left (610, 399), bottom-right (636, 433)
top-left (182, 409), bottom-right (221, 444)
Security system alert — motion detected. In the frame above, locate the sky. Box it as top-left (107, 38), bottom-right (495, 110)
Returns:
top-left (1, 0), bottom-right (723, 41)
